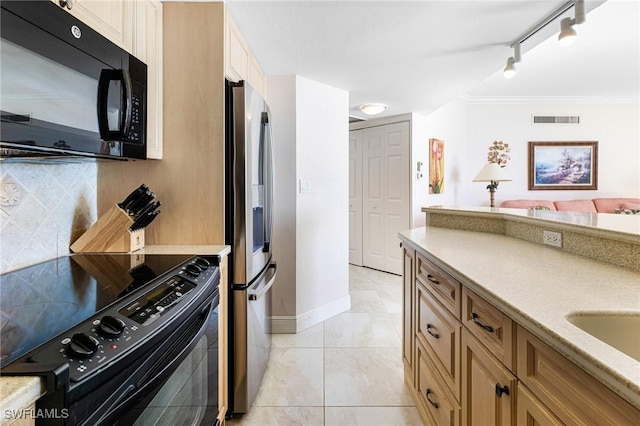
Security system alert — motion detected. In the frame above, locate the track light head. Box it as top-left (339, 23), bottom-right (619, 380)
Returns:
top-left (503, 57), bottom-right (516, 79)
top-left (558, 17), bottom-right (577, 46)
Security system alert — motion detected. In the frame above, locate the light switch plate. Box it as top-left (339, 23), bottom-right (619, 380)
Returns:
top-left (299, 179), bottom-right (311, 193)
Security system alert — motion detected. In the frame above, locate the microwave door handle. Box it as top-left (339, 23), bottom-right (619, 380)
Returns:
top-left (261, 111), bottom-right (275, 253)
top-left (97, 69), bottom-right (133, 140)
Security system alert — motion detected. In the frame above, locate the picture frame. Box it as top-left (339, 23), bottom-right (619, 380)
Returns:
top-left (528, 141), bottom-right (598, 190)
top-left (429, 138), bottom-right (444, 194)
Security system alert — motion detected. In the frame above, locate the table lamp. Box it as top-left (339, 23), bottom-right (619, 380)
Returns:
top-left (473, 163), bottom-right (512, 207)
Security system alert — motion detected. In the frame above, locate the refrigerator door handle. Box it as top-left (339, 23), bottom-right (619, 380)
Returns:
top-left (261, 111), bottom-right (275, 253)
top-left (248, 262), bottom-right (277, 301)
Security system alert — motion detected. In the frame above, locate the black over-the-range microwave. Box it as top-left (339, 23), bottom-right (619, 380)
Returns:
top-left (0, 0), bottom-right (147, 160)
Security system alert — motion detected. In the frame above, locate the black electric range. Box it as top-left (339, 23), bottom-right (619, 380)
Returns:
top-left (0, 253), bottom-right (196, 368)
top-left (1, 253), bottom-right (221, 426)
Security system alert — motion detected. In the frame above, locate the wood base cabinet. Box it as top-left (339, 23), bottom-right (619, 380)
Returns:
top-left (517, 326), bottom-right (640, 426)
top-left (402, 245), bottom-right (415, 374)
top-left (417, 339), bottom-right (461, 426)
top-left (461, 329), bottom-right (516, 426)
top-left (400, 240), bottom-right (640, 426)
top-left (516, 382), bottom-right (563, 426)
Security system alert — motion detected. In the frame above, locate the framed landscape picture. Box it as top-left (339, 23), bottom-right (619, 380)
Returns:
top-left (528, 141), bottom-right (598, 190)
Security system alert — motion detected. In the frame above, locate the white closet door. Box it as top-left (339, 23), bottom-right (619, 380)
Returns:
top-left (362, 121), bottom-right (410, 275)
top-left (362, 126), bottom-right (386, 271)
top-left (383, 122), bottom-right (410, 275)
top-left (349, 130), bottom-right (363, 266)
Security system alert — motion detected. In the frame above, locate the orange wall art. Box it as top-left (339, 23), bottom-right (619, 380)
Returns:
top-left (429, 138), bottom-right (444, 194)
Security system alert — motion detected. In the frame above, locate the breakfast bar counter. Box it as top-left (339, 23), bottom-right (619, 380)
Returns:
top-left (399, 206), bottom-right (640, 423)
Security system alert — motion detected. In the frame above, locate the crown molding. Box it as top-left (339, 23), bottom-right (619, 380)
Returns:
top-left (457, 94), bottom-right (639, 105)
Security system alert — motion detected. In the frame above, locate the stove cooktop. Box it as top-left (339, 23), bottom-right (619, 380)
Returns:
top-left (0, 253), bottom-right (192, 368)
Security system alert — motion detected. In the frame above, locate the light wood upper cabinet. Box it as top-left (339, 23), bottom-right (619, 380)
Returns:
top-left (51, 0), bottom-right (134, 52)
top-left (225, 9), bottom-right (265, 98)
top-left (133, 0), bottom-right (163, 159)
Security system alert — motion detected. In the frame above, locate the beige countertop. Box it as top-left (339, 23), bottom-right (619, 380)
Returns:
top-left (399, 225), bottom-right (640, 410)
top-left (0, 245), bottom-right (230, 425)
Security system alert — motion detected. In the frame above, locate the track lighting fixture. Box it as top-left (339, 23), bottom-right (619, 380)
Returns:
top-left (502, 0), bottom-right (586, 79)
top-left (503, 44), bottom-right (521, 79)
top-left (558, 17), bottom-right (577, 46)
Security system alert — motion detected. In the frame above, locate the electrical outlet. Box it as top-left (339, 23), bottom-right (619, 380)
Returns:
top-left (543, 230), bottom-right (562, 248)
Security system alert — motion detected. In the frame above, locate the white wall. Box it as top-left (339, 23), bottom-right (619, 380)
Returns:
top-left (267, 75), bottom-right (350, 332)
top-left (422, 100), bottom-right (640, 207)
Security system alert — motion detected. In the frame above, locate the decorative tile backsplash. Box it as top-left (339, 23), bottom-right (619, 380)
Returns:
top-left (0, 162), bottom-right (97, 273)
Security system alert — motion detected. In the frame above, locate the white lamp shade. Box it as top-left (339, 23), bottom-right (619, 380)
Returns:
top-left (359, 103), bottom-right (387, 115)
top-left (472, 162), bottom-right (512, 182)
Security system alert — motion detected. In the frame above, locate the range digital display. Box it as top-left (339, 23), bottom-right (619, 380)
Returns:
top-left (119, 276), bottom-right (196, 325)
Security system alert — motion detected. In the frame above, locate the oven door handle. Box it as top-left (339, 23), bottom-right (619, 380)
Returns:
top-left (249, 262), bottom-right (276, 301)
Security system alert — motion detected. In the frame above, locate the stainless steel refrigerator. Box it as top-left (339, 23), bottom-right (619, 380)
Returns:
top-left (225, 79), bottom-right (277, 415)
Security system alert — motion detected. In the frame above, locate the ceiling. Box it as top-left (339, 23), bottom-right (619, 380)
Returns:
top-left (225, 0), bottom-right (639, 119)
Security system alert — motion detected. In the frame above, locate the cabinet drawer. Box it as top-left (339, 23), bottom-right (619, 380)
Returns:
top-left (462, 287), bottom-right (514, 370)
top-left (416, 282), bottom-right (461, 399)
top-left (517, 326), bottom-right (640, 426)
top-left (417, 340), bottom-right (461, 426)
top-left (416, 253), bottom-right (461, 318)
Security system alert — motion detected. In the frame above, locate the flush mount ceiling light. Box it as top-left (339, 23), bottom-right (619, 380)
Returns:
top-left (502, 0), bottom-right (586, 79)
top-left (359, 103), bottom-right (387, 115)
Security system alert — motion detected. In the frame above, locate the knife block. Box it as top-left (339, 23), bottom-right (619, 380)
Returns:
top-left (70, 205), bottom-right (145, 253)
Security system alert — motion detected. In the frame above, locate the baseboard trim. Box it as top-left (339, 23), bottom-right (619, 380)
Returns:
top-left (270, 295), bottom-right (351, 334)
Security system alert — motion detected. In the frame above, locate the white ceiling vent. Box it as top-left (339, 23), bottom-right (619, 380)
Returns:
top-left (532, 115), bottom-right (580, 124)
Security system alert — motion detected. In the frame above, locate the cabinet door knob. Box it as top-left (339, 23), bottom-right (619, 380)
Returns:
top-left (471, 312), bottom-right (494, 333)
top-left (495, 383), bottom-right (510, 398)
top-left (425, 388), bottom-right (439, 408)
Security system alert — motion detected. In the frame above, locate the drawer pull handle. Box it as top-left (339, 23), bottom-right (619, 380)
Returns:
top-left (495, 383), bottom-right (510, 398)
top-left (427, 274), bottom-right (440, 285)
top-left (425, 388), bottom-right (439, 408)
top-left (471, 312), bottom-right (494, 333)
top-left (426, 324), bottom-right (439, 339)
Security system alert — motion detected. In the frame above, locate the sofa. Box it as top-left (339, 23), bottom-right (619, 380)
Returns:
top-left (500, 198), bottom-right (640, 213)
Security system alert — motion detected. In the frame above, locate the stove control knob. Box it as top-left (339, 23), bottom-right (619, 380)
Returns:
top-left (98, 315), bottom-right (126, 337)
top-left (68, 333), bottom-right (100, 358)
top-left (194, 257), bottom-right (210, 270)
top-left (185, 264), bottom-right (202, 277)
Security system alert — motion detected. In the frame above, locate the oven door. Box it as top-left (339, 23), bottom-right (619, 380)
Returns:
top-left (54, 294), bottom-right (220, 426)
top-left (0, 0), bottom-right (146, 160)
top-left (120, 306), bottom-right (221, 426)
top-left (93, 302), bottom-right (220, 426)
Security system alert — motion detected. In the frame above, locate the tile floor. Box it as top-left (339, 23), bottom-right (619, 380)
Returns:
top-left (227, 265), bottom-right (423, 426)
